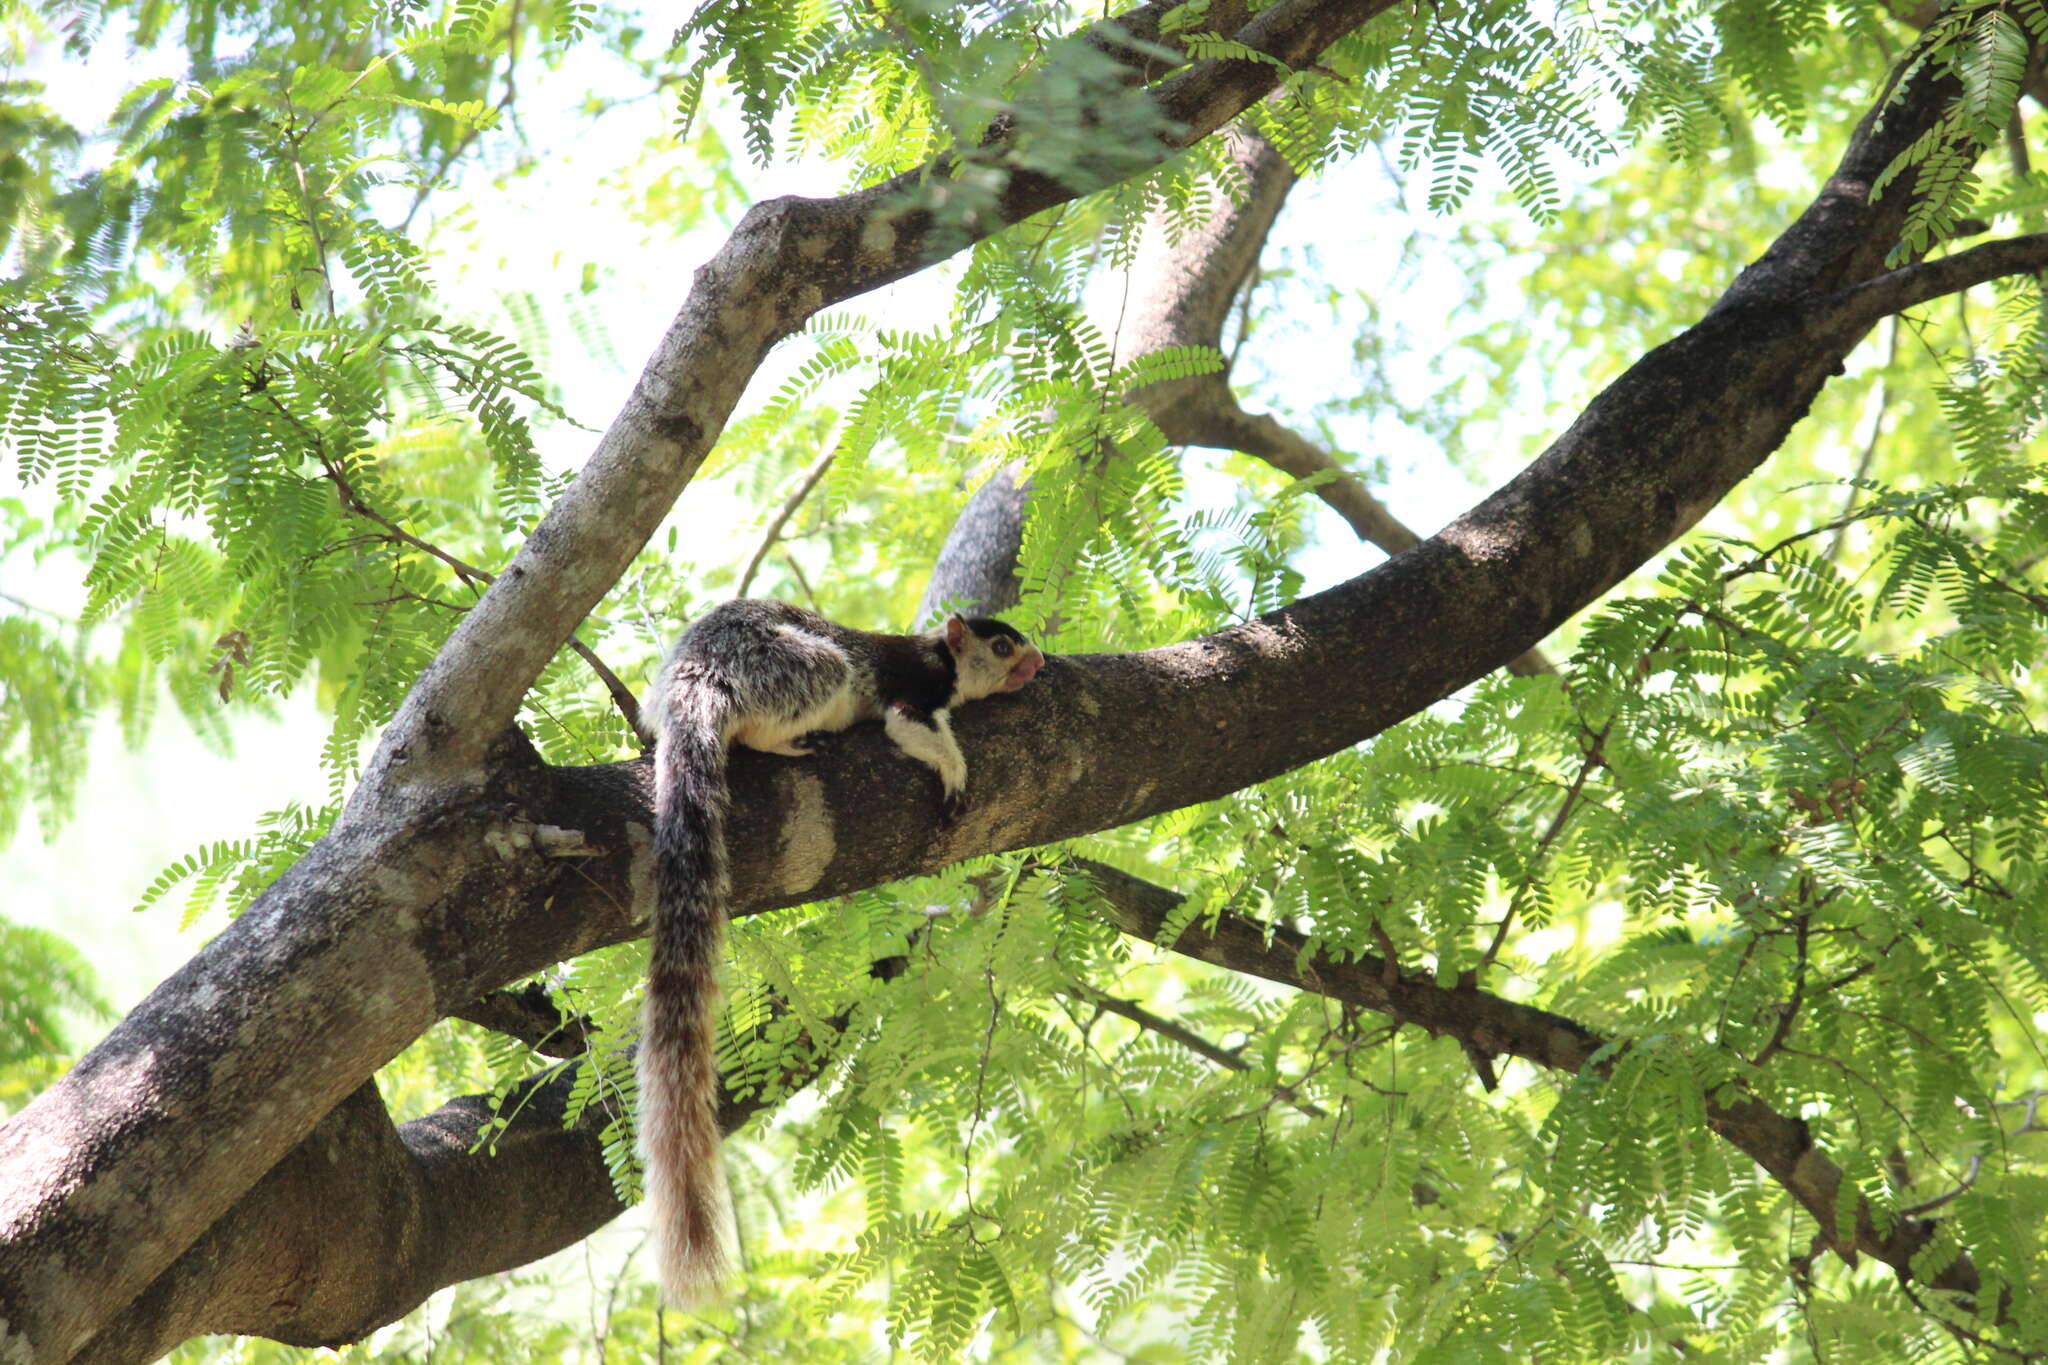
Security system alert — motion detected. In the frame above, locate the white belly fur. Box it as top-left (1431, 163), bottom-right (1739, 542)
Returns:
top-left (729, 682), bottom-right (860, 753)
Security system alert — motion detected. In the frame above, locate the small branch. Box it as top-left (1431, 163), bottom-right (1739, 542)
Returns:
top-left (315, 449), bottom-right (494, 588)
top-left (1896, 1278), bottom-right (2040, 1363)
top-left (1066, 982), bottom-right (1329, 1118)
top-left (451, 983), bottom-right (597, 1058)
top-left (565, 643), bottom-right (641, 733)
top-left (1058, 857), bottom-right (1995, 1311)
top-left (0, 590), bottom-right (76, 624)
top-left (780, 544), bottom-right (821, 613)
top-left (1896, 1155), bottom-right (1983, 1217)
top-left (1828, 233), bottom-right (2048, 329)
top-left (1997, 1087), bottom-right (2048, 1135)
top-left (359, 589), bottom-right (472, 613)
top-left (1827, 316), bottom-right (1900, 562)
top-left (400, 4), bottom-right (524, 231)
top-left (1475, 721), bottom-right (1609, 972)
top-left (1899, 511), bottom-right (2048, 616)
top-left (1752, 908), bottom-right (1811, 1067)
top-left (312, 449), bottom-right (642, 731)
top-left (1720, 504), bottom-right (1908, 583)
top-left (735, 447), bottom-right (837, 598)
top-left (284, 127), bottom-right (337, 316)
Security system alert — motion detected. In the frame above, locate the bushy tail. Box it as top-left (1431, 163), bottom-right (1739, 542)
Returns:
top-left (640, 680), bottom-right (733, 1302)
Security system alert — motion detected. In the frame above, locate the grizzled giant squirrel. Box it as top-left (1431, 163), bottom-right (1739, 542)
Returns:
top-left (636, 598), bottom-right (1044, 1297)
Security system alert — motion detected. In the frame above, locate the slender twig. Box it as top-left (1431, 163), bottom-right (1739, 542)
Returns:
top-left (1051, 993), bottom-right (1142, 1123)
top-left (1812, 948), bottom-right (1893, 997)
top-left (1827, 316), bottom-right (1900, 563)
top-left (356, 590), bottom-right (471, 612)
top-left (0, 591), bottom-right (75, 624)
top-left (285, 138), bottom-right (337, 315)
top-left (962, 957), bottom-right (1003, 1216)
top-left (1779, 1045), bottom-right (1974, 1195)
top-left (559, 642), bottom-right (640, 730)
top-left (1066, 981), bottom-right (1329, 1119)
top-left (780, 545), bottom-right (821, 612)
top-left (1751, 904), bottom-right (1810, 1067)
top-left (1721, 507), bottom-right (1892, 582)
top-left (1474, 721), bottom-right (1610, 973)
top-left (735, 447), bottom-right (837, 598)
top-left (1896, 1277), bottom-right (2041, 1362)
top-left (1896, 1155), bottom-right (1984, 1218)
top-left (1902, 511), bottom-right (2048, 615)
top-left (401, 0), bottom-right (524, 231)
top-left (312, 447), bottom-right (641, 730)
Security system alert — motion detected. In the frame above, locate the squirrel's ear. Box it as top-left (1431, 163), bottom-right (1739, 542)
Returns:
top-left (944, 615), bottom-right (968, 649)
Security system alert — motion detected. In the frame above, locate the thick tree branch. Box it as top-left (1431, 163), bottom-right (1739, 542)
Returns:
top-left (69, 1037), bottom-right (794, 1365)
top-left (68, 1076), bottom-right (620, 1365)
top-left (451, 984), bottom-right (597, 1058)
top-left (1067, 859), bottom-right (1988, 1304)
top-left (73, 931), bottom-right (902, 1365)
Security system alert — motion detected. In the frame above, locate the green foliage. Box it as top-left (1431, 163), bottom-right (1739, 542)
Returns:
top-left (0, 914), bottom-right (108, 1107)
top-left (711, 479), bottom-right (2048, 1361)
top-left (6, 0), bottom-right (2048, 1359)
top-left (1873, 4), bottom-right (2037, 262)
top-left (0, 571), bottom-right (95, 841)
top-left (133, 801), bottom-right (336, 926)
top-left (0, 285), bottom-right (575, 804)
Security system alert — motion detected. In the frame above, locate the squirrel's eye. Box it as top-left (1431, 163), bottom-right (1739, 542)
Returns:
top-left (993, 638), bottom-right (1013, 657)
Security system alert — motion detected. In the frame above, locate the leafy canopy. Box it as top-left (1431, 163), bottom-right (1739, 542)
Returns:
top-left (4, 0), bottom-right (2048, 1360)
